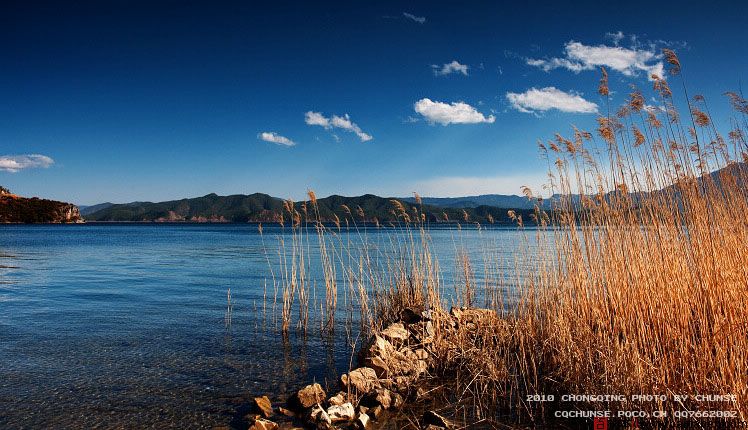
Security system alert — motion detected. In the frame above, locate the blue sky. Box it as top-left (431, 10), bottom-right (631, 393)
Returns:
top-left (2, 0), bottom-right (747, 205)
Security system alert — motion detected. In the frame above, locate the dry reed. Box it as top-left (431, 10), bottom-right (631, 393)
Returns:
top-left (263, 49), bottom-right (747, 427)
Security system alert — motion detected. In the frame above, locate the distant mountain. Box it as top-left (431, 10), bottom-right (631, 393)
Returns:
top-left (85, 193), bottom-right (284, 222)
top-left (402, 163), bottom-right (748, 213)
top-left (84, 192), bottom-right (536, 224)
top-left (402, 194), bottom-right (540, 209)
top-left (79, 202), bottom-right (114, 216)
top-left (0, 187), bottom-right (82, 224)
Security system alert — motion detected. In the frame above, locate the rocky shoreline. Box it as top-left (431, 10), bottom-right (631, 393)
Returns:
top-left (236, 307), bottom-right (499, 430)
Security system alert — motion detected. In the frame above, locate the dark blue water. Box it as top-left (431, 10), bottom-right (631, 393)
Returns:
top-left (0, 224), bottom-right (528, 429)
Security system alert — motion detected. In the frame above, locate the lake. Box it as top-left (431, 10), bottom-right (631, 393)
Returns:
top-left (0, 223), bottom-right (532, 429)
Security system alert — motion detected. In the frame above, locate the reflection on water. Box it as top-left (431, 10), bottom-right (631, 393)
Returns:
top-left (0, 224), bottom-right (534, 428)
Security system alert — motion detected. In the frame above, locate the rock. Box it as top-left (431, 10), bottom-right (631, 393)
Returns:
top-left (423, 410), bottom-right (452, 429)
top-left (366, 355), bottom-right (390, 377)
top-left (327, 402), bottom-right (355, 422)
top-left (249, 418), bottom-right (279, 430)
top-left (408, 321), bottom-right (435, 345)
top-left (290, 383), bottom-right (326, 410)
top-left (364, 335), bottom-right (418, 379)
top-left (381, 323), bottom-right (409, 345)
top-left (366, 335), bottom-right (396, 360)
top-left (361, 388), bottom-right (392, 409)
top-left (376, 389), bottom-right (393, 409)
top-left (356, 412), bottom-right (371, 429)
top-left (254, 396), bottom-right (274, 418)
top-left (401, 347), bottom-right (429, 373)
top-left (341, 367), bottom-right (379, 393)
top-left (327, 391), bottom-right (347, 406)
top-left (399, 308), bottom-right (422, 324)
top-left (277, 406), bottom-right (296, 417)
top-left (306, 404), bottom-right (332, 427)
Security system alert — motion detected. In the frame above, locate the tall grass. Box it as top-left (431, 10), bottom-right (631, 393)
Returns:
top-left (263, 50), bottom-right (747, 426)
top-left (507, 53), bottom-right (748, 423)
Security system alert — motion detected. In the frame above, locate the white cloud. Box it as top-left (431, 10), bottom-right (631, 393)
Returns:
top-left (258, 132), bottom-right (296, 147)
top-left (414, 98), bottom-right (495, 125)
top-left (304, 111), bottom-right (331, 128)
top-left (411, 174), bottom-right (547, 197)
top-left (433, 60), bottom-right (468, 76)
top-left (506, 87), bottom-right (598, 114)
top-left (527, 40), bottom-right (664, 80)
top-left (403, 12), bottom-right (425, 24)
top-left (305, 111), bottom-right (373, 142)
top-left (0, 154), bottom-right (55, 172)
top-left (605, 31), bottom-right (625, 45)
top-left (331, 114), bottom-right (373, 142)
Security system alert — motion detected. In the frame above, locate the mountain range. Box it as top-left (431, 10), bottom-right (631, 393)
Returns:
top-left (6, 162), bottom-right (744, 224)
top-left (82, 193), bottom-right (537, 224)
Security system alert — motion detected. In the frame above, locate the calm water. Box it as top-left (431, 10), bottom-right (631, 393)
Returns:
top-left (0, 224), bottom-right (531, 429)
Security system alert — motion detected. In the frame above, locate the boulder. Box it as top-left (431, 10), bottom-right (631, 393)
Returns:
top-left (327, 391), bottom-right (347, 406)
top-left (340, 367), bottom-right (379, 393)
top-left (364, 335), bottom-right (417, 379)
top-left (366, 355), bottom-right (390, 377)
top-left (249, 418), bottom-right (279, 430)
top-left (381, 323), bottom-right (409, 345)
top-left (290, 383), bottom-right (326, 410)
top-left (366, 335), bottom-right (396, 360)
top-left (253, 396), bottom-right (274, 418)
top-left (326, 402), bottom-right (355, 422)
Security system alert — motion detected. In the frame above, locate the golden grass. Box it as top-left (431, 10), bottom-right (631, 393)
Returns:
top-left (264, 50), bottom-right (748, 427)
